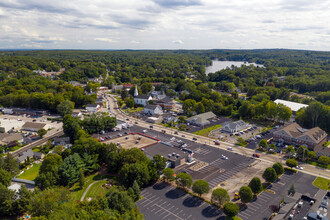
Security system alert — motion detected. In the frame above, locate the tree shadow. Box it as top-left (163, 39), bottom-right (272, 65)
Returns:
top-left (152, 182), bottom-right (169, 190)
top-left (201, 205), bottom-right (223, 218)
top-left (182, 196), bottom-right (203, 207)
top-left (165, 188), bottom-right (186, 199)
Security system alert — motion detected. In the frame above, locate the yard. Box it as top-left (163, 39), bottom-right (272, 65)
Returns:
top-left (123, 107), bottom-right (143, 114)
top-left (313, 177), bottom-right (330, 190)
top-left (17, 163), bottom-right (41, 181)
top-left (85, 179), bottom-right (108, 199)
top-left (193, 124), bottom-right (222, 137)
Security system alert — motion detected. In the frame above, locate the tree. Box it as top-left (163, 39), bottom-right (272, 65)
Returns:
top-left (106, 187), bottom-right (135, 214)
top-left (211, 188), bottom-right (230, 207)
top-left (1, 153), bottom-right (19, 176)
top-left (277, 104), bottom-right (292, 122)
top-left (192, 180), bottom-right (210, 197)
top-left (318, 156), bottom-right (330, 165)
top-left (141, 82), bottom-right (152, 94)
top-left (0, 168), bottom-right (12, 187)
top-left (78, 168), bottom-right (85, 189)
top-left (0, 184), bottom-right (15, 216)
top-left (268, 143), bottom-right (277, 153)
top-left (286, 145), bottom-right (295, 154)
top-left (152, 155), bottom-right (167, 174)
top-left (35, 171), bottom-right (59, 190)
top-left (121, 87), bottom-right (128, 100)
top-left (308, 151), bottom-right (316, 160)
top-left (37, 128), bottom-right (47, 138)
top-left (195, 102), bottom-right (205, 114)
top-left (132, 180), bottom-right (140, 201)
top-left (163, 168), bottom-right (175, 182)
top-left (258, 139), bottom-right (268, 150)
top-left (262, 167), bottom-right (277, 183)
top-left (118, 162), bottom-right (150, 188)
top-left (39, 154), bottom-right (63, 174)
top-left (272, 163), bottom-right (284, 176)
top-left (13, 185), bottom-right (32, 216)
top-left (223, 202), bottom-right (239, 217)
top-left (288, 184), bottom-right (296, 195)
top-left (239, 186), bottom-right (253, 203)
top-left (286, 159), bottom-right (298, 168)
top-left (57, 100), bottom-right (74, 116)
top-left (125, 98), bottom-right (134, 108)
top-left (176, 172), bottom-right (193, 189)
top-left (58, 153), bottom-right (85, 186)
top-left (296, 146), bottom-right (308, 161)
top-left (248, 177), bottom-right (263, 194)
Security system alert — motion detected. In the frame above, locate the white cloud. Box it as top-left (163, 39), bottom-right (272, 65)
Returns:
top-left (0, 0), bottom-right (329, 50)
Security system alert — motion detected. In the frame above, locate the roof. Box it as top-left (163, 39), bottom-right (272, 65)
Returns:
top-left (158, 96), bottom-right (173, 104)
top-left (314, 145), bottom-right (330, 155)
top-left (274, 99), bottom-right (308, 112)
top-left (22, 122), bottom-right (46, 130)
top-left (274, 123), bottom-right (327, 144)
top-left (17, 149), bottom-right (44, 163)
top-left (186, 111), bottom-right (216, 124)
top-left (143, 143), bottom-right (187, 161)
top-left (224, 120), bottom-right (247, 130)
top-left (0, 133), bottom-right (23, 143)
top-left (134, 95), bottom-right (150, 99)
top-left (123, 84), bottom-right (134, 87)
top-left (144, 104), bottom-right (161, 111)
top-left (86, 104), bottom-right (99, 108)
top-left (54, 137), bottom-right (70, 143)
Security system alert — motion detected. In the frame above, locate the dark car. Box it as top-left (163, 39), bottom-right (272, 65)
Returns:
top-left (193, 137), bottom-right (197, 141)
top-left (135, 122), bottom-right (138, 124)
top-left (252, 153), bottom-right (260, 158)
top-left (174, 131), bottom-right (179, 135)
top-left (149, 125), bottom-right (153, 129)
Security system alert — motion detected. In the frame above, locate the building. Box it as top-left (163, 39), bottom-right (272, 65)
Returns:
top-left (273, 123), bottom-right (327, 149)
top-left (163, 115), bottom-right (178, 124)
top-left (53, 137), bottom-right (71, 148)
top-left (314, 145), bottom-right (330, 157)
top-left (85, 104), bottom-right (101, 113)
top-left (134, 95), bottom-right (152, 106)
top-left (156, 96), bottom-right (174, 110)
top-left (95, 98), bottom-right (104, 107)
top-left (72, 111), bottom-right (82, 118)
top-left (2, 108), bottom-right (48, 117)
top-left (144, 105), bottom-right (163, 115)
top-left (274, 99), bottom-right (308, 113)
top-left (222, 120), bottom-right (248, 133)
top-left (17, 149), bottom-right (44, 163)
top-left (146, 117), bottom-right (163, 124)
top-left (186, 111), bottom-right (216, 127)
top-left (97, 86), bottom-right (108, 93)
top-left (0, 133), bottom-right (24, 147)
top-left (21, 122), bottom-right (46, 132)
top-left (112, 84), bottom-right (124, 92)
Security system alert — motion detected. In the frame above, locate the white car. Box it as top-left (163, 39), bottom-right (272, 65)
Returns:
top-left (221, 155), bottom-right (228, 160)
top-left (227, 147), bottom-right (233, 151)
top-left (296, 166), bottom-right (303, 170)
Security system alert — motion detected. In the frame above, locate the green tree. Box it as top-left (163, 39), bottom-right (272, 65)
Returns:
top-left (192, 180), bottom-right (210, 197)
top-left (121, 87), bottom-right (128, 100)
top-left (176, 172), bottom-right (193, 189)
top-left (118, 163), bottom-right (150, 188)
top-left (58, 153), bottom-right (85, 186)
top-left (262, 167), bottom-right (278, 183)
top-left (152, 155), bottom-right (167, 174)
top-left (1, 153), bottom-right (19, 176)
top-left (125, 98), bottom-right (134, 108)
top-left (35, 171), bottom-right (59, 190)
top-left (239, 186), bottom-right (253, 203)
top-left (318, 156), bottom-right (330, 165)
top-left (39, 154), bottom-right (63, 174)
top-left (248, 177), bottom-right (263, 194)
top-left (132, 180), bottom-right (140, 201)
top-left (12, 185), bottom-right (32, 216)
top-left (78, 168), bottom-right (85, 189)
top-left (141, 82), bottom-right (153, 94)
top-left (0, 168), bottom-right (12, 187)
top-left (223, 202), bottom-right (239, 217)
top-left (195, 102), bottom-right (205, 114)
top-left (296, 146), bottom-right (308, 161)
top-left (57, 100), bottom-right (74, 116)
top-left (286, 145), bottom-right (295, 154)
top-left (308, 151), bottom-right (316, 160)
top-left (106, 187), bottom-right (135, 214)
top-left (286, 159), bottom-right (298, 168)
top-left (288, 184), bottom-right (296, 195)
top-left (0, 184), bottom-right (15, 216)
top-left (163, 168), bottom-right (175, 182)
top-left (258, 139), bottom-right (268, 150)
top-left (268, 143), bottom-right (277, 153)
top-left (37, 128), bottom-right (47, 138)
top-left (272, 163), bottom-right (284, 176)
top-left (211, 188), bottom-right (230, 207)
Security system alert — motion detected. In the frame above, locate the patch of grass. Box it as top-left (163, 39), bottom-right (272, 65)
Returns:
top-left (193, 124), bottom-right (222, 137)
top-left (71, 173), bottom-right (98, 201)
top-left (85, 180), bottom-right (108, 199)
top-left (306, 161), bottom-right (330, 169)
top-left (17, 163), bottom-right (41, 181)
top-left (313, 177), bottom-right (330, 190)
top-left (226, 217), bottom-right (242, 220)
top-left (123, 107), bottom-right (143, 114)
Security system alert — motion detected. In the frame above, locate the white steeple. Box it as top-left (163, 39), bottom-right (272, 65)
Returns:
top-left (134, 85), bottom-right (139, 97)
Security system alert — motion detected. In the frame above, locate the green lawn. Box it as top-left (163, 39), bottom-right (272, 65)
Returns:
top-left (313, 177), bottom-right (330, 190)
top-left (17, 163), bottom-right (41, 181)
top-left (123, 107), bottom-right (143, 114)
top-left (85, 179), bottom-right (108, 199)
top-left (306, 161), bottom-right (330, 169)
top-left (226, 217), bottom-right (242, 220)
top-left (193, 125), bottom-right (222, 136)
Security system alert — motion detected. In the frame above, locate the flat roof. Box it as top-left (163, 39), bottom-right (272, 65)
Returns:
top-left (274, 99), bottom-right (308, 112)
top-left (143, 142), bottom-right (188, 160)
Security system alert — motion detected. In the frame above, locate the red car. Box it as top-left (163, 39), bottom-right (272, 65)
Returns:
top-left (253, 153), bottom-right (260, 158)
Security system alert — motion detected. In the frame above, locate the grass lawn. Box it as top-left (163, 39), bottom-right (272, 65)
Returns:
top-left (85, 179), bottom-right (108, 199)
top-left (313, 177), bottom-right (330, 190)
top-left (123, 107), bottom-right (143, 114)
top-left (306, 161), bottom-right (330, 169)
top-left (226, 217), bottom-right (242, 220)
top-left (193, 124), bottom-right (222, 136)
top-left (17, 163), bottom-right (41, 181)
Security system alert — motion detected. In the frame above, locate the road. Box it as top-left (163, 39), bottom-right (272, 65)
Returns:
top-left (104, 94), bottom-right (330, 179)
top-left (10, 130), bottom-right (64, 158)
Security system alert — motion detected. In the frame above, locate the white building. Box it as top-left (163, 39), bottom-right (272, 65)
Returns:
top-left (85, 104), bottom-right (101, 113)
top-left (222, 120), bottom-right (248, 133)
top-left (274, 99), bottom-right (308, 113)
top-left (144, 105), bottom-right (163, 115)
top-left (134, 95), bottom-right (152, 106)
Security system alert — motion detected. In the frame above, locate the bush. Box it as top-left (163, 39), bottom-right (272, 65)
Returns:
top-left (272, 163), bottom-right (284, 175)
top-left (223, 202), bottom-right (239, 217)
top-left (239, 186), bottom-right (253, 203)
top-left (262, 167), bottom-right (277, 183)
top-left (248, 177), bottom-right (263, 194)
top-left (286, 159), bottom-right (298, 168)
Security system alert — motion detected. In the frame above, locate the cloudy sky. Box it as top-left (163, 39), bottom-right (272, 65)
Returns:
top-left (0, 0), bottom-right (329, 50)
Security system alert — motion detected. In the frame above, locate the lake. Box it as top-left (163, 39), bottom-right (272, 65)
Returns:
top-left (205, 60), bottom-right (264, 75)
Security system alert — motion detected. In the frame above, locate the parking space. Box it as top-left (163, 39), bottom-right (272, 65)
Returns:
top-left (137, 182), bottom-right (225, 220)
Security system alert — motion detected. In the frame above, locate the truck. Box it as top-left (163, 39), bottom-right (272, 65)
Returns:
top-left (234, 192), bottom-right (240, 200)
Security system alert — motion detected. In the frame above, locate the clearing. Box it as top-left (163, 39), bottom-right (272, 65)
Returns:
top-left (104, 133), bottom-right (158, 149)
top-left (17, 163), bottom-right (41, 181)
top-left (193, 124), bottom-right (222, 137)
top-left (313, 177), bottom-right (330, 190)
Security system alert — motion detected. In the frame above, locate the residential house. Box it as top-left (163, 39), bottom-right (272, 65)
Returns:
top-left (0, 133), bottom-right (24, 147)
top-left (273, 123), bottom-right (327, 149)
top-left (144, 105), bottom-right (163, 115)
top-left (85, 104), bottom-right (101, 113)
top-left (53, 137), bottom-right (71, 148)
top-left (186, 111), bottom-right (216, 127)
top-left (222, 120), bottom-right (248, 133)
top-left (21, 122), bottom-right (46, 132)
top-left (72, 111), bottom-right (82, 118)
top-left (134, 95), bottom-right (152, 106)
top-left (155, 96), bottom-right (174, 110)
top-left (17, 149), bottom-right (44, 163)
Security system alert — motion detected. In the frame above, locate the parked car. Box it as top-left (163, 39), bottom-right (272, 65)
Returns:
top-left (149, 125), bottom-right (153, 129)
top-left (182, 135), bottom-right (186, 137)
top-left (135, 122), bottom-right (138, 124)
top-left (253, 153), bottom-right (260, 158)
top-left (174, 131), bottom-right (178, 135)
top-left (221, 155), bottom-right (228, 160)
top-left (193, 137), bottom-right (197, 141)
top-left (296, 166), bottom-right (303, 170)
top-left (227, 147), bottom-right (233, 151)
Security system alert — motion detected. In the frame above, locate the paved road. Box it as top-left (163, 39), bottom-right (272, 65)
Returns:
top-left (105, 94), bottom-right (330, 179)
top-left (80, 180), bottom-right (102, 201)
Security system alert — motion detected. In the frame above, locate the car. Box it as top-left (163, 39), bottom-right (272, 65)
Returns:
top-left (135, 122), bottom-right (138, 124)
top-left (253, 153), bottom-right (260, 158)
top-left (227, 147), bottom-right (233, 151)
top-left (124, 131), bottom-right (128, 134)
top-left (296, 166), bottom-right (303, 170)
top-left (126, 118), bottom-right (129, 121)
top-left (100, 137), bottom-right (104, 141)
top-left (143, 130), bottom-right (147, 133)
top-left (174, 131), bottom-right (178, 135)
top-left (149, 125), bottom-right (153, 129)
top-left (215, 140), bottom-right (220, 145)
top-left (192, 137), bottom-right (197, 141)
top-left (221, 155), bottom-right (228, 160)
top-left (274, 125), bottom-right (279, 129)
top-left (182, 135), bottom-right (186, 137)
top-left (17, 118), bottom-right (22, 121)
top-left (298, 201), bottom-right (303, 207)
top-left (32, 119), bottom-right (36, 122)
top-left (117, 133), bottom-right (122, 137)
top-left (234, 192), bottom-right (240, 200)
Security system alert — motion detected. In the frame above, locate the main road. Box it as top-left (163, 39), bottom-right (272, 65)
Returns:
top-left (105, 94), bottom-right (330, 179)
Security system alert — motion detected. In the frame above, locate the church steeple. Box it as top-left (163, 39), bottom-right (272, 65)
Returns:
top-left (134, 85), bottom-right (139, 97)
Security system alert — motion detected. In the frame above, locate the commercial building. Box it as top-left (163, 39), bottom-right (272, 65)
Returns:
top-left (85, 104), bottom-right (101, 113)
top-left (273, 123), bottom-right (327, 149)
top-left (222, 120), bottom-right (248, 133)
top-left (274, 99), bottom-right (308, 113)
top-left (2, 108), bottom-right (48, 117)
top-left (21, 122), bottom-right (46, 132)
top-left (0, 133), bottom-right (24, 147)
top-left (314, 145), bottom-right (330, 157)
top-left (186, 111), bottom-right (216, 126)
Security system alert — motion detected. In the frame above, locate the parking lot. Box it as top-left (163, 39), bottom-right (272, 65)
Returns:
top-left (137, 182), bottom-right (225, 220)
top-left (103, 133), bottom-right (158, 149)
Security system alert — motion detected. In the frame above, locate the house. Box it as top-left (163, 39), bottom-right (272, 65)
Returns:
top-left (21, 122), bottom-right (46, 132)
top-left (97, 86), bottom-right (108, 93)
top-left (72, 111), bottom-right (82, 118)
top-left (95, 98), bottom-right (104, 107)
top-left (53, 137), bottom-right (71, 148)
top-left (144, 105), bottom-right (163, 115)
top-left (85, 104), bottom-right (101, 113)
top-left (274, 99), bottom-right (308, 113)
top-left (273, 123), bottom-right (327, 149)
top-left (17, 149), bottom-right (45, 163)
top-left (0, 133), bottom-right (24, 147)
top-left (156, 96), bottom-right (174, 110)
top-left (134, 95), bottom-right (152, 106)
top-left (163, 116), bottom-right (178, 124)
top-left (222, 120), bottom-right (248, 133)
top-left (186, 111), bottom-right (216, 127)
top-left (314, 145), bottom-right (330, 157)
top-left (112, 83), bottom-right (124, 92)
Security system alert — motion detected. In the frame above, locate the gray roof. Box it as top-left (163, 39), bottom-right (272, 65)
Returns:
top-left (86, 104), bottom-right (99, 108)
top-left (225, 120), bottom-right (246, 130)
top-left (17, 149), bottom-right (44, 163)
top-left (186, 112), bottom-right (216, 124)
top-left (22, 122), bottom-right (46, 130)
top-left (0, 133), bottom-right (23, 144)
top-left (134, 95), bottom-right (150, 99)
top-left (158, 96), bottom-right (173, 104)
top-left (145, 104), bottom-right (161, 111)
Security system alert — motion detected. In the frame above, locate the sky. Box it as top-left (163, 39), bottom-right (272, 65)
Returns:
top-left (0, 0), bottom-right (329, 50)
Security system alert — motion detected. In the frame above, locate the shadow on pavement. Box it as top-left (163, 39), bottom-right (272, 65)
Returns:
top-left (152, 182), bottom-right (169, 190)
top-left (165, 188), bottom-right (186, 199)
top-left (182, 197), bottom-right (203, 207)
top-left (202, 205), bottom-right (223, 218)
